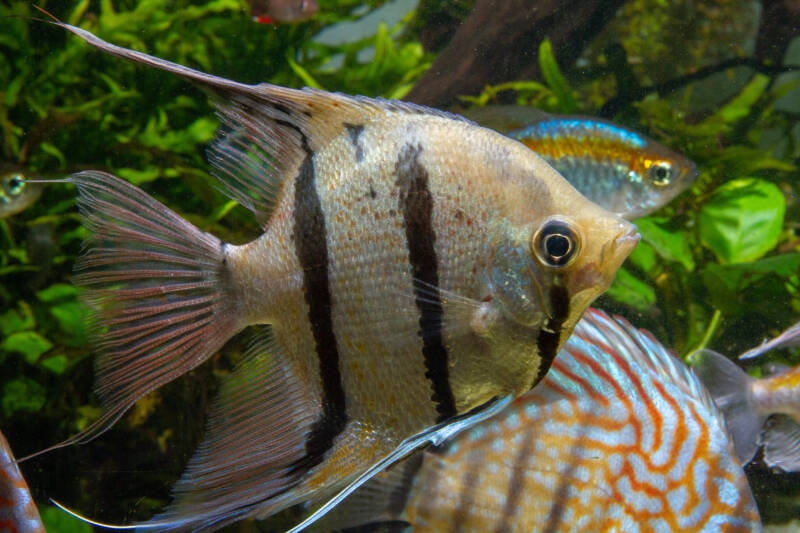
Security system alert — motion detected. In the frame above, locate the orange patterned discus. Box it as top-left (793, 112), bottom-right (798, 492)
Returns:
top-left (0, 431), bottom-right (44, 533)
top-left (323, 308), bottom-right (761, 532)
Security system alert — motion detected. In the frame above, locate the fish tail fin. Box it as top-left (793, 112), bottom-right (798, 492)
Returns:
top-left (690, 349), bottom-right (766, 465)
top-left (28, 171), bottom-right (243, 457)
top-left (760, 415), bottom-right (800, 472)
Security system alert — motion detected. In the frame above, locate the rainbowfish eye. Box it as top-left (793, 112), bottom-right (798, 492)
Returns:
top-left (649, 162), bottom-right (672, 187)
top-left (4, 174), bottom-right (25, 196)
top-left (532, 218), bottom-right (580, 268)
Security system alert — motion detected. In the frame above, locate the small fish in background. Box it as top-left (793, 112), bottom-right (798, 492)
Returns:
top-left (0, 430), bottom-right (45, 533)
top-left (693, 341), bottom-right (800, 472)
top-left (0, 165), bottom-right (42, 219)
top-left (464, 105), bottom-right (699, 219)
top-left (739, 320), bottom-right (800, 360)
top-left (315, 308), bottom-right (761, 532)
top-left (250, 0), bottom-right (318, 24)
top-left (36, 24), bottom-right (638, 531)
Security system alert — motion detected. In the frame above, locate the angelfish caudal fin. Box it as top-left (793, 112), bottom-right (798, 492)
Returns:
top-left (60, 171), bottom-right (243, 447)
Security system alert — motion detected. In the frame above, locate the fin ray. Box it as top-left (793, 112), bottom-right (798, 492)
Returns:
top-left (146, 326), bottom-right (319, 531)
top-left (28, 171), bottom-right (242, 458)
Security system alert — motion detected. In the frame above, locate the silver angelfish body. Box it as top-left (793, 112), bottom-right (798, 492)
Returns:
top-left (42, 24), bottom-right (638, 531)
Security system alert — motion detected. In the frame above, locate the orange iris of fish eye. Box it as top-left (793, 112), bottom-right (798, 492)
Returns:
top-left (649, 162), bottom-right (672, 186)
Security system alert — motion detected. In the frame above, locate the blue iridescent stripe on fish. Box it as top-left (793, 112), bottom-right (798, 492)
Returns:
top-left (510, 118), bottom-right (647, 149)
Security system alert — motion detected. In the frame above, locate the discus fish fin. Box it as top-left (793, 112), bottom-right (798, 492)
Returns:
top-left (145, 326), bottom-right (319, 531)
top-left (23, 171), bottom-right (242, 460)
top-left (55, 22), bottom-right (469, 227)
top-left (690, 349), bottom-right (765, 464)
top-left (583, 309), bottom-right (717, 413)
top-left (760, 415), bottom-right (800, 472)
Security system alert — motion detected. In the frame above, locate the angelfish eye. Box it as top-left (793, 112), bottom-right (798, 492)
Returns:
top-left (648, 162), bottom-right (672, 187)
top-left (532, 218), bottom-right (580, 268)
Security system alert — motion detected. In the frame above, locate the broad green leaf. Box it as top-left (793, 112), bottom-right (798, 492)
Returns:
top-left (37, 283), bottom-right (77, 302)
top-left (627, 240), bottom-right (657, 274)
top-left (50, 302), bottom-right (88, 345)
top-left (538, 38), bottom-right (577, 113)
top-left (605, 267), bottom-right (656, 312)
top-left (698, 178), bottom-right (785, 263)
top-left (0, 302), bottom-right (34, 336)
top-left (2, 378), bottom-right (45, 416)
top-left (41, 506), bottom-right (93, 533)
top-left (41, 354), bottom-right (68, 374)
top-left (636, 217), bottom-right (695, 271)
top-left (1, 331), bottom-right (53, 363)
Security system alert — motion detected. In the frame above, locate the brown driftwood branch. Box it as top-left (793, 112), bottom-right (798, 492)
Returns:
top-left (405, 0), bottom-right (626, 108)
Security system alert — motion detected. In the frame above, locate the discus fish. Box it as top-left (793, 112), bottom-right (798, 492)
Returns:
top-left (0, 430), bottom-right (45, 533)
top-left (316, 308), bottom-right (761, 532)
top-left (464, 106), bottom-right (698, 218)
top-left (693, 348), bottom-right (800, 471)
top-left (0, 165), bottom-right (42, 218)
top-left (251, 0), bottom-right (318, 24)
top-left (44, 24), bottom-right (638, 530)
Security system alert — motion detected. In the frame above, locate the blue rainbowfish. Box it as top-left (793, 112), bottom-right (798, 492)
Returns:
top-left (39, 24), bottom-right (638, 531)
top-left (0, 165), bottom-right (42, 219)
top-left (0, 430), bottom-right (45, 533)
top-left (464, 105), bottom-right (698, 219)
top-left (312, 308), bottom-right (761, 532)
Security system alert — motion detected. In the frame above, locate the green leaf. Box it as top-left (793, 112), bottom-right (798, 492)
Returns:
top-left (636, 217), bottom-right (695, 271)
top-left (288, 54), bottom-right (324, 89)
top-left (37, 283), bottom-right (77, 302)
top-left (538, 38), bottom-right (577, 113)
top-left (117, 166), bottom-right (161, 185)
top-left (698, 178), bottom-right (786, 263)
top-left (717, 74), bottom-right (770, 123)
top-left (627, 240), bottom-right (657, 274)
top-left (39, 142), bottom-right (67, 167)
top-left (2, 378), bottom-right (46, 417)
top-left (0, 302), bottom-right (35, 336)
top-left (41, 505), bottom-right (93, 533)
top-left (50, 302), bottom-right (88, 345)
top-left (605, 267), bottom-right (657, 312)
top-left (1, 331), bottom-right (53, 363)
top-left (41, 354), bottom-right (69, 375)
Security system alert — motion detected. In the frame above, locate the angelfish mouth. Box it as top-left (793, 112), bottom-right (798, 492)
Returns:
top-left (610, 223), bottom-right (641, 266)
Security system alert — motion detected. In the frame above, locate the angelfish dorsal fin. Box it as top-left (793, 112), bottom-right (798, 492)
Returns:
top-left (55, 23), bottom-right (472, 228)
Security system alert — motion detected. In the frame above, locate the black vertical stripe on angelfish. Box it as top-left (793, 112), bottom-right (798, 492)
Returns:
top-left (395, 143), bottom-right (457, 423)
top-left (533, 284), bottom-right (569, 387)
top-left (292, 150), bottom-right (347, 469)
top-left (344, 123), bottom-right (365, 162)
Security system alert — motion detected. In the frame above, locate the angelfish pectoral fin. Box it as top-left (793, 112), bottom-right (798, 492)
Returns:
top-left (285, 395), bottom-right (513, 533)
top-left (145, 326), bottom-right (321, 531)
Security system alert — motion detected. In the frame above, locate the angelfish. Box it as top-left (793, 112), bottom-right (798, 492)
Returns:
top-left (464, 106), bottom-right (698, 219)
top-left (46, 24), bottom-right (638, 530)
top-left (0, 430), bottom-right (45, 533)
top-left (318, 309), bottom-right (762, 532)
